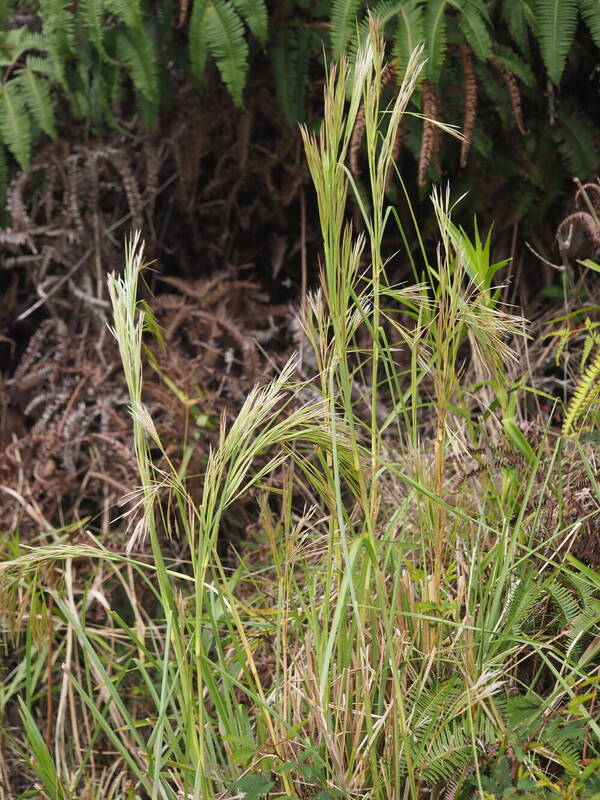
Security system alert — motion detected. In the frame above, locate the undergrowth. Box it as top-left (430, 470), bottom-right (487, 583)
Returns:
top-left (1, 31), bottom-right (599, 800)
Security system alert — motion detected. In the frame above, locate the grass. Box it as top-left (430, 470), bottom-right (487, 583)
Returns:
top-left (1, 29), bottom-right (599, 800)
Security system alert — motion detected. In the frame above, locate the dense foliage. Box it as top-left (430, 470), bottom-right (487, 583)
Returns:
top-left (2, 0), bottom-right (600, 229)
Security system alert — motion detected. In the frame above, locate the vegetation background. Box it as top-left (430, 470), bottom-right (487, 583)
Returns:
top-left (0, 2), bottom-right (599, 799)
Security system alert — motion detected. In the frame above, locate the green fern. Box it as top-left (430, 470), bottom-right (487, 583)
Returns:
top-left (232, 0), bottom-right (268, 45)
top-left (0, 81), bottom-right (32, 170)
top-left (545, 578), bottom-right (584, 628)
top-left (114, 26), bottom-right (159, 104)
top-left (37, 0), bottom-right (75, 89)
top-left (425, 0), bottom-right (448, 82)
top-left (105, 0), bottom-right (143, 32)
top-left (272, 21), bottom-right (313, 125)
top-left (206, 0), bottom-right (248, 106)
top-left (0, 145), bottom-right (7, 225)
top-left (0, 27), bottom-right (47, 66)
top-left (492, 43), bottom-right (535, 86)
top-left (501, 0), bottom-right (535, 54)
top-left (79, 0), bottom-right (114, 64)
top-left (17, 64), bottom-right (58, 140)
top-left (189, 0), bottom-right (249, 107)
top-left (578, 0), bottom-right (600, 50)
top-left (563, 346), bottom-right (600, 435)
top-left (449, 0), bottom-right (492, 62)
top-left (535, 0), bottom-right (578, 84)
top-left (393, 0), bottom-right (424, 77)
top-left (554, 112), bottom-right (600, 178)
top-left (331, 0), bottom-right (364, 59)
top-left (189, 0), bottom-right (210, 86)
top-left (347, 1), bottom-right (407, 61)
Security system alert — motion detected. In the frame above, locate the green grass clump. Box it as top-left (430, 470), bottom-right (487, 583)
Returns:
top-left (1, 27), bottom-right (599, 800)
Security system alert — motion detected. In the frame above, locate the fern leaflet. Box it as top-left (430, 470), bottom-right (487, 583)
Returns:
top-left (554, 112), bottom-right (600, 177)
top-left (105, 0), bottom-right (144, 32)
top-left (0, 81), bottom-right (32, 170)
top-left (204, 0), bottom-right (249, 107)
top-left (535, 0), bottom-right (578, 84)
top-left (449, 0), bottom-right (492, 61)
top-left (425, 0), bottom-right (448, 83)
top-left (272, 22), bottom-right (312, 125)
top-left (79, 0), bottom-right (114, 64)
top-left (17, 65), bottom-right (58, 140)
top-left (562, 346), bottom-right (600, 434)
top-left (232, 0), bottom-right (268, 45)
top-left (114, 26), bottom-right (159, 112)
top-left (393, 0), bottom-right (424, 77)
top-left (330, 0), bottom-right (364, 59)
top-left (579, 0), bottom-right (600, 50)
top-left (501, 0), bottom-right (535, 53)
top-left (189, 0), bottom-right (210, 86)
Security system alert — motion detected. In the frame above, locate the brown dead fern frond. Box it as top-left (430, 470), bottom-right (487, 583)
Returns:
top-left (143, 137), bottom-right (161, 217)
top-left (177, 0), bottom-right (190, 27)
top-left (556, 211), bottom-right (600, 261)
top-left (11, 318), bottom-right (67, 387)
top-left (102, 148), bottom-right (144, 232)
top-left (490, 57), bottom-right (527, 135)
top-left (8, 172), bottom-right (33, 231)
top-left (66, 154), bottom-right (85, 235)
top-left (418, 80), bottom-right (438, 188)
top-left (460, 44), bottom-right (477, 168)
top-left (350, 104), bottom-right (367, 177)
top-left (574, 181), bottom-right (600, 218)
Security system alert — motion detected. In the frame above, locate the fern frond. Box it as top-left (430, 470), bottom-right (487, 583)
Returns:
top-left (38, 0), bottom-right (75, 88)
top-left (490, 57), bottom-right (527, 134)
top-left (115, 25), bottom-right (159, 106)
top-left (105, 0), bottom-right (144, 32)
top-left (418, 79), bottom-right (439, 186)
top-left (393, 0), bottom-right (424, 77)
top-left (0, 27), bottom-right (47, 67)
top-left (17, 66), bottom-right (58, 140)
top-left (0, 146), bottom-right (8, 226)
top-left (562, 346), bottom-right (600, 435)
top-left (232, 0), bottom-right (268, 44)
top-left (545, 578), bottom-right (583, 626)
top-left (581, 332), bottom-right (598, 368)
top-left (204, 0), bottom-right (249, 107)
top-left (425, 0), bottom-right (448, 83)
top-left (554, 113), bottom-right (600, 177)
top-left (492, 44), bottom-right (535, 86)
top-left (499, 576), bottom-right (542, 641)
top-left (449, 0), bottom-right (492, 61)
top-left (330, 0), bottom-right (364, 59)
top-left (79, 0), bottom-right (114, 63)
top-left (459, 43), bottom-right (476, 167)
top-left (501, 0), bottom-right (535, 53)
top-left (0, 81), bottom-right (32, 170)
top-left (189, 0), bottom-right (209, 86)
top-left (272, 23), bottom-right (312, 125)
top-left (535, 0), bottom-right (578, 84)
top-left (579, 0), bottom-right (600, 51)
top-left (421, 728), bottom-right (473, 784)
